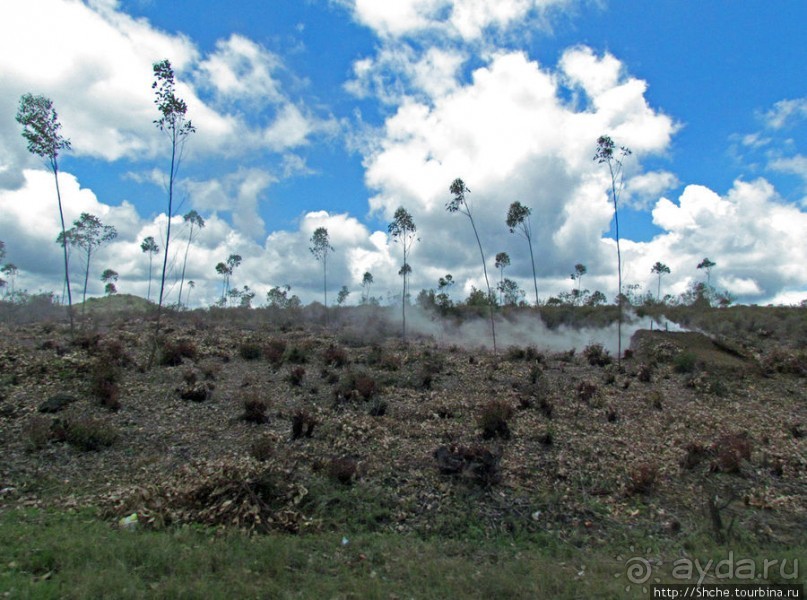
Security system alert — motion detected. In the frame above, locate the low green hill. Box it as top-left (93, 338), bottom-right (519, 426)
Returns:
top-left (77, 293), bottom-right (153, 315)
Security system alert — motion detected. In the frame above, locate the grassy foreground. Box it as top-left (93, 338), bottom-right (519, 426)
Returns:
top-left (0, 509), bottom-right (803, 599)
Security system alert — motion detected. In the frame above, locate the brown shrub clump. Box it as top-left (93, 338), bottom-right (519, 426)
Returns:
top-left (242, 395), bottom-right (269, 424)
top-left (160, 338), bottom-right (198, 366)
top-left (250, 437), bottom-right (274, 462)
top-left (323, 344), bottom-right (349, 367)
top-left (680, 442), bottom-right (710, 470)
top-left (263, 338), bottom-right (287, 366)
top-left (89, 359), bottom-right (121, 411)
top-left (288, 366), bottom-right (306, 387)
top-left (326, 456), bottom-right (358, 485)
top-left (434, 444), bottom-right (501, 487)
top-left (478, 399), bottom-right (514, 440)
top-left (291, 409), bottom-right (317, 440)
top-left (576, 380), bottom-right (598, 404)
top-left (627, 462), bottom-right (658, 495)
top-left (583, 343), bottom-right (612, 367)
top-left (711, 432), bottom-right (752, 474)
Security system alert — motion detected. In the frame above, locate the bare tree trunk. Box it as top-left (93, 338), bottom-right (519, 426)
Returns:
top-left (53, 165), bottom-right (74, 335)
top-left (178, 222), bottom-right (194, 309)
top-left (609, 161), bottom-right (623, 365)
top-left (150, 129), bottom-right (177, 368)
top-left (468, 213), bottom-right (497, 355)
top-left (82, 247), bottom-right (92, 314)
top-left (527, 237), bottom-right (539, 306)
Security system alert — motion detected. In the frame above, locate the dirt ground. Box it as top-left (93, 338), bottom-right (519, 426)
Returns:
top-left (0, 307), bottom-right (805, 546)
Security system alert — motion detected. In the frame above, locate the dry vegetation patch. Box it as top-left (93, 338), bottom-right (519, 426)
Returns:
top-left (0, 307), bottom-right (804, 547)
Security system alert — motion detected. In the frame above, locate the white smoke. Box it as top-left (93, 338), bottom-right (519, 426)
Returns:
top-left (397, 307), bottom-right (688, 355)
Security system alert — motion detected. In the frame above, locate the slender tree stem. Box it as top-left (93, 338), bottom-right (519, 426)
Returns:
top-left (609, 160), bottom-right (623, 364)
top-left (155, 129), bottom-right (177, 332)
top-left (53, 164), bottom-right (74, 334)
top-left (526, 230), bottom-right (539, 306)
top-left (178, 222), bottom-right (193, 308)
top-left (468, 212), bottom-right (497, 355)
top-left (82, 247), bottom-right (92, 312)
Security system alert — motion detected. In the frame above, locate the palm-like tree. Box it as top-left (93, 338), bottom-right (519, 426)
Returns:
top-left (448, 178), bottom-right (497, 354)
top-left (506, 201), bottom-right (539, 306)
top-left (651, 261), bottom-right (671, 302)
top-left (140, 236), bottom-right (159, 301)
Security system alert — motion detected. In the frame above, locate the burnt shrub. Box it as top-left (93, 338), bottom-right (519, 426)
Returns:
top-left (179, 383), bottom-right (212, 402)
top-left (249, 437), bottom-right (274, 462)
top-left (160, 338), bottom-right (198, 366)
top-left (263, 338), bottom-right (287, 366)
top-left (368, 398), bottom-right (388, 417)
top-left (354, 374), bottom-right (376, 400)
top-left (89, 359), bottom-right (121, 411)
top-left (326, 456), bottom-right (358, 485)
top-left (239, 341), bottom-right (263, 361)
top-left (711, 432), bottom-right (752, 474)
top-left (63, 417), bottom-right (118, 451)
top-left (648, 390), bottom-right (664, 411)
top-left (680, 442), bottom-right (710, 470)
top-left (761, 349), bottom-right (807, 377)
top-left (576, 380), bottom-right (598, 404)
top-left (242, 395), bottom-right (269, 424)
top-left (336, 372), bottom-right (376, 401)
top-left (436, 404), bottom-right (454, 419)
top-left (537, 427), bottom-right (554, 447)
top-left (284, 346), bottom-right (308, 364)
top-left (182, 367), bottom-right (198, 386)
top-left (538, 397), bottom-right (554, 419)
top-left (583, 343), bottom-right (612, 367)
top-left (627, 462), bottom-right (658, 495)
top-left (478, 399), bottom-right (513, 440)
top-left (434, 444), bottom-right (501, 487)
top-left (98, 337), bottom-right (130, 366)
top-left (291, 409), bottom-right (317, 439)
top-left (288, 366), bottom-right (306, 387)
top-left (673, 351), bottom-right (697, 374)
top-left (507, 346), bottom-right (539, 361)
top-left (72, 331), bottom-right (101, 351)
top-left (365, 345), bottom-right (400, 371)
top-left (323, 344), bottom-right (349, 368)
top-left (637, 363), bottom-right (654, 383)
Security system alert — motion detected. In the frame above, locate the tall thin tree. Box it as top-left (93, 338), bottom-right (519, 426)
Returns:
top-left (178, 209), bottom-right (204, 308)
top-left (101, 268), bottom-right (119, 295)
top-left (697, 257), bottom-right (716, 286)
top-left (494, 252), bottom-right (510, 305)
top-left (140, 236), bottom-right (159, 301)
top-left (16, 94), bottom-right (74, 333)
top-left (506, 201), bottom-right (539, 306)
top-left (595, 135), bottom-right (632, 363)
top-left (152, 59), bottom-right (195, 356)
top-left (361, 271), bottom-right (374, 304)
top-left (388, 207), bottom-right (418, 341)
top-left (651, 261), bottom-right (671, 302)
top-left (57, 213), bottom-right (117, 313)
top-left (186, 280), bottom-right (195, 307)
top-left (571, 263), bottom-right (587, 305)
top-left (309, 227), bottom-right (333, 315)
top-left (447, 178), bottom-right (497, 354)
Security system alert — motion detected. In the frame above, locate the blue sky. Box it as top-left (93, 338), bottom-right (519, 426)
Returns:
top-left (1, 0), bottom-right (805, 307)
